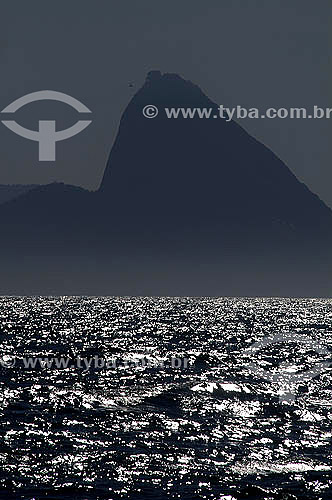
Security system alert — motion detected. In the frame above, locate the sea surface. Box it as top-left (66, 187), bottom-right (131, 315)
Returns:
top-left (0, 297), bottom-right (331, 500)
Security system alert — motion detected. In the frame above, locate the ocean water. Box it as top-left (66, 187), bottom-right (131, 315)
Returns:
top-left (0, 297), bottom-right (331, 500)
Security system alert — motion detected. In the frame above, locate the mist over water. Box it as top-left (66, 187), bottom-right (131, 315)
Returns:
top-left (0, 297), bottom-right (331, 499)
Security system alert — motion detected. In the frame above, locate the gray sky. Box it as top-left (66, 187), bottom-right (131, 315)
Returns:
top-left (1, 0), bottom-right (331, 207)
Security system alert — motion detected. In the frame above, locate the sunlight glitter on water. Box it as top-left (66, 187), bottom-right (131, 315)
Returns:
top-left (0, 296), bottom-right (331, 499)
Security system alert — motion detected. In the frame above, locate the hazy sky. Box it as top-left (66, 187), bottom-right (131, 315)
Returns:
top-left (1, 0), bottom-right (331, 206)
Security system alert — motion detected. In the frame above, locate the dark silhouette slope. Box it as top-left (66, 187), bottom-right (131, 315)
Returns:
top-left (0, 71), bottom-right (331, 295)
top-left (0, 185), bottom-right (37, 205)
top-left (101, 71), bottom-right (332, 235)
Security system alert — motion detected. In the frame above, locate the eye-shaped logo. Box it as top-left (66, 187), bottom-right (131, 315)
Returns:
top-left (243, 332), bottom-right (331, 402)
top-left (1, 91), bottom-right (92, 161)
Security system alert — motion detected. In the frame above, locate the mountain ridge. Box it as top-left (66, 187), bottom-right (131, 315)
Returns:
top-left (0, 71), bottom-right (331, 295)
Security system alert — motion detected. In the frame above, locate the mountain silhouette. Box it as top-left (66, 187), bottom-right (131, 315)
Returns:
top-left (0, 185), bottom-right (37, 205)
top-left (0, 71), bottom-right (331, 295)
top-left (101, 71), bottom-right (332, 234)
